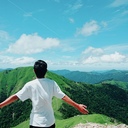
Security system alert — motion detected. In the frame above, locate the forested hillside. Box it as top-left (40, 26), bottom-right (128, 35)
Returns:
top-left (0, 67), bottom-right (128, 128)
top-left (59, 82), bottom-right (128, 124)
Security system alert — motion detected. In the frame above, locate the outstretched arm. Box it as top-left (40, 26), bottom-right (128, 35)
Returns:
top-left (0, 94), bottom-right (19, 108)
top-left (62, 95), bottom-right (88, 114)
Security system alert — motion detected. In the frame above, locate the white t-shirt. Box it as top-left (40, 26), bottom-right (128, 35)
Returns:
top-left (16, 78), bottom-right (65, 127)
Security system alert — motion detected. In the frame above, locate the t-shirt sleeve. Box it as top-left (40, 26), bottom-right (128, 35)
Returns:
top-left (15, 84), bottom-right (30, 102)
top-left (53, 81), bottom-right (65, 99)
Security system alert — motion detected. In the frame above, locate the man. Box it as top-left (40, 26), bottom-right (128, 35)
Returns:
top-left (0, 60), bottom-right (88, 128)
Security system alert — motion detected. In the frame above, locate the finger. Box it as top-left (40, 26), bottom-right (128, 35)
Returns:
top-left (83, 107), bottom-right (89, 113)
top-left (82, 105), bottom-right (87, 108)
top-left (83, 109), bottom-right (89, 114)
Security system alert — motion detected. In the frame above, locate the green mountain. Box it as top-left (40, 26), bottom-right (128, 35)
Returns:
top-left (52, 69), bottom-right (128, 84)
top-left (101, 80), bottom-right (128, 90)
top-left (0, 67), bottom-right (128, 128)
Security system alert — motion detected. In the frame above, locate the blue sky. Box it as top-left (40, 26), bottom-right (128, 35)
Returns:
top-left (0, 0), bottom-right (128, 71)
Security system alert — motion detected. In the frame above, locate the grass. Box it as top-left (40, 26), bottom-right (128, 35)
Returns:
top-left (12, 120), bottom-right (29, 128)
top-left (12, 114), bottom-right (115, 128)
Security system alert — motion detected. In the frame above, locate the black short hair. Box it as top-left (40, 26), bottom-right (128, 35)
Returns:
top-left (34, 60), bottom-right (47, 78)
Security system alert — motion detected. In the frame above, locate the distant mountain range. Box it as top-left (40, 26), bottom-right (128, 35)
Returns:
top-left (0, 68), bottom-right (13, 72)
top-left (51, 69), bottom-right (128, 84)
top-left (0, 69), bottom-right (4, 72)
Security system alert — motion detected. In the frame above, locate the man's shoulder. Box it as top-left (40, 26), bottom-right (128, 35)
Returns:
top-left (25, 79), bottom-right (37, 85)
top-left (43, 78), bottom-right (56, 84)
top-left (26, 78), bottom-right (56, 87)
top-left (44, 78), bottom-right (54, 82)
top-left (27, 78), bottom-right (55, 83)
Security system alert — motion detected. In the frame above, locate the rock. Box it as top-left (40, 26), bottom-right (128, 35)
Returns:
top-left (73, 123), bottom-right (128, 128)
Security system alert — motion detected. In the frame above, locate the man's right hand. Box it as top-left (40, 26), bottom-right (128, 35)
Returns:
top-left (76, 104), bottom-right (89, 114)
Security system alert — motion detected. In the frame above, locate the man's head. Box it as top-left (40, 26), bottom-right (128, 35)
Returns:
top-left (34, 60), bottom-right (47, 78)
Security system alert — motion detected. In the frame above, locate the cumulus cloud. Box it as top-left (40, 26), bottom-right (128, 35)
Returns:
top-left (81, 47), bottom-right (126, 64)
top-left (6, 33), bottom-right (60, 54)
top-left (101, 52), bottom-right (125, 63)
top-left (109, 0), bottom-right (128, 7)
top-left (82, 56), bottom-right (99, 64)
top-left (10, 57), bottom-right (35, 65)
top-left (0, 55), bottom-right (35, 67)
top-left (82, 47), bottom-right (104, 56)
top-left (76, 20), bottom-right (100, 36)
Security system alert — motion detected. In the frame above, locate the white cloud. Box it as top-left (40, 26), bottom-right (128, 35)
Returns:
top-left (0, 55), bottom-right (35, 68)
top-left (7, 33), bottom-right (60, 54)
top-left (110, 0), bottom-right (128, 7)
top-left (11, 57), bottom-right (35, 65)
top-left (82, 46), bottom-right (104, 56)
top-left (76, 20), bottom-right (100, 36)
top-left (82, 56), bottom-right (99, 64)
top-left (101, 52), bottom-right (126, 63)
top-left (81, 47), bottom-right (126, 64)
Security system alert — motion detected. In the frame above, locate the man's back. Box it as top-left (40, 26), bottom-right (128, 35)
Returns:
top-left (16, 78), bottom-right (65, 127)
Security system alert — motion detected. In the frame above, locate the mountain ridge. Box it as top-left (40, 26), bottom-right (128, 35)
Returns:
top-left (52, 69), bottom-right (128, 84)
